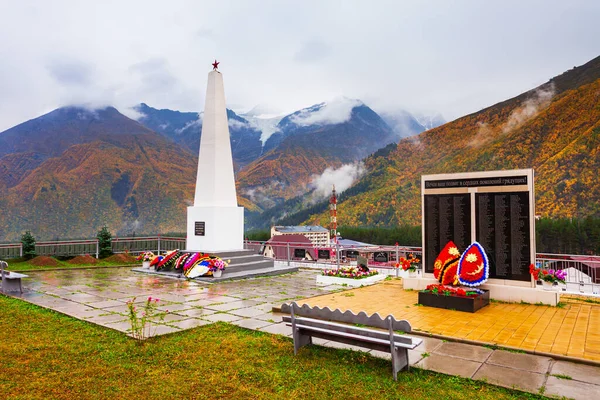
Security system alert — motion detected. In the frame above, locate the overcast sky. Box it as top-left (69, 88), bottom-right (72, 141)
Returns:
top-left (0, 0), bottom-right (598, 131)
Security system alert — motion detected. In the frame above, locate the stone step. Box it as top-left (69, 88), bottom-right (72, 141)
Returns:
top-left (226, 259), bottom-right (274, 274)
top-left (225, 254), bottom-right (269, 265)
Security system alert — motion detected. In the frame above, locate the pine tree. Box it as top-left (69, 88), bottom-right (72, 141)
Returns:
top-left (97, 226), bottom-right (113, 258)
top-left (21, 231), bottom-right (36, 259)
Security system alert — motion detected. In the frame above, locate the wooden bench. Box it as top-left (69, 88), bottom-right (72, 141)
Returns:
top-left (281, 302), bottom-right (422, 380)
top-left (1, 261), bottom-right (28, 294)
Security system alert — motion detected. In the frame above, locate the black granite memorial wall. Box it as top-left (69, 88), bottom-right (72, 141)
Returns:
top-left (424, 194), bottom-right (471, 273)
top-left (475, 192), bottom-right (531, 281)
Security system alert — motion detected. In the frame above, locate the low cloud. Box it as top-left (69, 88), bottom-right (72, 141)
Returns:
top-left (503, 84), bottom-right (554, 134)
top-left (291, 97), bottom-right (362, 126)
top-left (310, 162), bottom-right (366, 200)
top-left (243, 180), bottom-right (287, 208)
top-left (468, 122), bottom-right (494, 148)
top-left (176, 114), bottom-right (202, 134)
top-left (228, 118), bottom-right (250, 130)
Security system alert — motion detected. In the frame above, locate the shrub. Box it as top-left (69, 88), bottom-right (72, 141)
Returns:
top-left (21, 231), bottom-right (36, 260)
top-left (97, 226), bottom-right (113, 258)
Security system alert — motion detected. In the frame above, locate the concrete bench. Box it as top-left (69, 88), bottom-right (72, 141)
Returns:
top-left (1, 261), bottom-right (28, 294)
top-left (282, 302), bottom-right (422, 380)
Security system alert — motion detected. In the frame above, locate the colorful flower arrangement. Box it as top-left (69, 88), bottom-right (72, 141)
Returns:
top-left (322, 266), bottom-right (378, 280)
top-left (423, 284), bottom-right (484, 298)
top-left (395, 254), bottom-right (420, 272)
top-left (529, 264), bottom-right (566, 284)
top-left (209, 258), bottom-right (227, 272)
top-left (136, 251), bottom-right (155, 262)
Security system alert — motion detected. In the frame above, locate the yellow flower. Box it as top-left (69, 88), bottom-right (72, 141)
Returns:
top-left (466, 253), bottom-right (478, 263)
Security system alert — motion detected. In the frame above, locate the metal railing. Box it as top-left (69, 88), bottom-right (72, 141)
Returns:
top-left (243, 239), bottom-right (422, 269)
top-left (0, 236), bottom-right (186, 259)
top-left (2, 236), bottom-right (598, 295)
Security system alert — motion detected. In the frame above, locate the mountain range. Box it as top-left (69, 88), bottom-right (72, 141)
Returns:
top-left (276, 55), bottom-right (600, 229)
top-left (0, 97), bottom-right (434, 240)
top-left (1, 54), bottom-right (598, 242)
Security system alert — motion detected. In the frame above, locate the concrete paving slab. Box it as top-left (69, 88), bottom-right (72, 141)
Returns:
top-left (202, 313), bottom-right (243, 323)
top-left (486, 350), bottom-right (552, 373)
top-left (413, 337), bottom-right (444, 352)
top-left (229, 307), bottom-right (270, 318)
top-left (472, 363), bottom-right (545, 394)
top-left (550, 360), bottom-right (600, 385)
top-left (415, 353), bottom-right (482, 378)
top-left (253, 312), bottom-right (277, 322)
top-left (544, 375), bottom-right (600, 400)
top-left (433, 341), bottom-right (493, 362)
top-left (231, 318), bottom-right (273, 330)
top-left (167, 318), bottom-right (212, 330)
top-left (103, 320), bottom-right (132, 333)
top-left (258, 322), bottom-right (292, 337)
top-left (176, 308), bottom-right (217, 318)
top-left (149, 324), bottom-right (182, 337)
top-left (149, 313), bottom-right (187, 323)
top-left (87, 299), bottom-right (125, 308)
top-left (205, 300), bottom-right (262, 312)
top-left (86, 313), bottom-right (129, 324)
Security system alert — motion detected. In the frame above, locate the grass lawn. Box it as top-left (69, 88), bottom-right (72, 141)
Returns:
top-left (0, 296), bottom-right (547, 399)
top-left (4, 258), bottom-right (138, 272)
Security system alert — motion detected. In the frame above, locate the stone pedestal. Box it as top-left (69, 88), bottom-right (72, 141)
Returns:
top-left (186, 206), bottom-right (244, 252)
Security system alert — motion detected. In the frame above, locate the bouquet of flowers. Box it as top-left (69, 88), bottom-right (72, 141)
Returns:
top-left (136, 251), bottom-right (155, 262)
top-left (396, 254), bottom-right (420, 272)
top-left (529, 264), bottom-right (566, 284)
top-left (424, 283), bottom-right (484, 298)
top-left (208, 257), bottom-right (228, 272)
top-left (322, 266), bottom-right (378, 279)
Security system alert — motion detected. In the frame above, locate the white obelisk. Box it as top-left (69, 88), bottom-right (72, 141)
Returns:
top-left (186, 61), bottom-right (244, 251)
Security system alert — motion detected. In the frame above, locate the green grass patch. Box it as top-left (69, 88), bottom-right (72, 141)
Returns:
top-left (4, 257), bottom-right (138, 271)
top-left (483, 344), bottom-right (526, 354)
top-left (551, 374), bottom-right (572, 380)
top-left (0, 295), bottom-right (545, 399)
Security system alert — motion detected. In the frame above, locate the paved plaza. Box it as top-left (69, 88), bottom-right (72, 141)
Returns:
top-left (11, 267), bottom-right (600, 399)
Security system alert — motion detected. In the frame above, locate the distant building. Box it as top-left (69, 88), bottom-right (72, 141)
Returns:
top-left (270, 225), bottom-right (330, 246)
top-left (262, 234), bottom-right (317, 260)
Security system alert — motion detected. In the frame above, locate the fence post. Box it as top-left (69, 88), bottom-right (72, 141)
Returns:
top-left (20, 244), bottom-right (23, 258)
top-left (96, 240), bottom-right (99, 259)
top-left (287, 243), bottom-right (290, 266)
top-left (157, 235), bottom-right (161, 254)
top-left (396, 244), bottom-right (400, 278)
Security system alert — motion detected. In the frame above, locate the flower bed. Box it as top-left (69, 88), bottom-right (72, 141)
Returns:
top-left (322, 266), bottom-right (378, 280)
top-left (418, 284), bottom-right (490, 313)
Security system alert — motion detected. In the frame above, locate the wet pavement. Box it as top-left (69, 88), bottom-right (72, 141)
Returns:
top-left (11, 267), bottom-right (600, 399)
top-left (18, 267), bottom-right (342, 338)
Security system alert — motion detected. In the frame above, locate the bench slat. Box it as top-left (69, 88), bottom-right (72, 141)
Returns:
top-left (283, 316), bottom-right (413, 345)
top-left (290, 323), bottom-right (421, 350)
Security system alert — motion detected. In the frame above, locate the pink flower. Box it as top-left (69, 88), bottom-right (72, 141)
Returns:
top-left (148, 296), bottom-right (152, 302)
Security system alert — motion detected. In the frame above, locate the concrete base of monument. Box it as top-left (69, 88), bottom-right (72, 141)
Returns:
top-left (403, 277), bottom-right (560, 306)
top-left (133, 250), bottom-right (298, 282)
top-left (186, 206), bottom-right (244, 251)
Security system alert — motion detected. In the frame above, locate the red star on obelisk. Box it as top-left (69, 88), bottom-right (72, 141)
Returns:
top-left (212, 60), bottom-right (219, 70)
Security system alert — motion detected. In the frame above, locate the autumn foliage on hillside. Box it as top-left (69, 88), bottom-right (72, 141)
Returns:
top-left (304, 56), bottom-right (600, 228)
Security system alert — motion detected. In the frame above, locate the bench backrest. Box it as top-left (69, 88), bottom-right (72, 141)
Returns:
top-left (283, 302), bottom-right (412, 333)
top-left (283, 315), bottom-right (413, 345)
